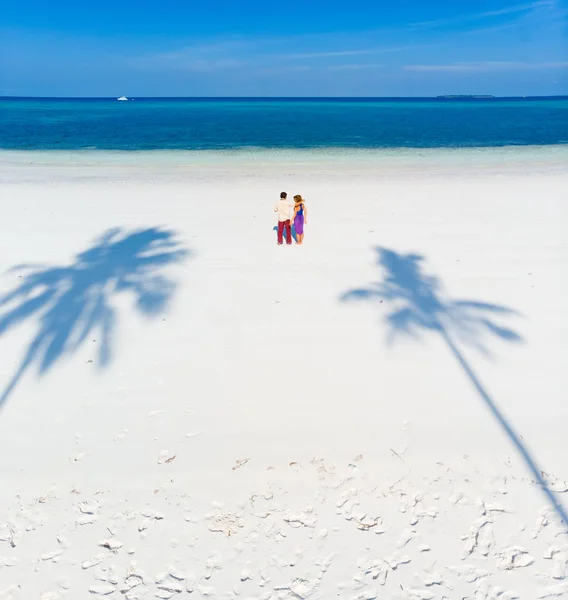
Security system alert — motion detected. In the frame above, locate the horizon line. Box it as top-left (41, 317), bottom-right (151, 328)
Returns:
top-left (2, 95), bottom-right (568, 100)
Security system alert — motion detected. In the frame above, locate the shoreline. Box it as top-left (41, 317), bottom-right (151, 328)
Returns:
top-left (1, 145), bottom-right (567, 183)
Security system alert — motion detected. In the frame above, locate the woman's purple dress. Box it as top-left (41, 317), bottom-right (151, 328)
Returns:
top-left (294, 203), bottom-right (305, 235)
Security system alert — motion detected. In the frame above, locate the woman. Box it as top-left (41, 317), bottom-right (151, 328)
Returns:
top-left (292, 195), bottom-right (308, 245)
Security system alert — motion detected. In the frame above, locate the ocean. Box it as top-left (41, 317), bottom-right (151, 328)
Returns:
top-left (1, 97), bottom-right (567, 151)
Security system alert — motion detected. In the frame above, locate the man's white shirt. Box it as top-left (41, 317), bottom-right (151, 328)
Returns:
top-left (275, 199), bottom-right (293, 222)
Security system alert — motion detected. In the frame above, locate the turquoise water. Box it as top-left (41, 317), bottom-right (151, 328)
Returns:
top-left (0, 97), bottom-right (567, 150)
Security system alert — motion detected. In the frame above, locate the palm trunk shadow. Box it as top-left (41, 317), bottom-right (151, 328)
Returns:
top-left (441, 327), bottom-right (568, 527)
top-left (341, 246), bottom-right (568, 530)
top-left (0, 337), bottom-right (41, 407)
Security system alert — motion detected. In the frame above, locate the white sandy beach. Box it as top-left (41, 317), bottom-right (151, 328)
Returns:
top-left (1, 149), bottom-right (568, 600)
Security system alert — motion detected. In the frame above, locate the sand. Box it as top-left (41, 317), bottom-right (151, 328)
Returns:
top-left (0, 151), bottom-right (568, 599)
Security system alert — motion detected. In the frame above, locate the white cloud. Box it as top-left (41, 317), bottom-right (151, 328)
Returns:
top-left (410, 0), bottom-right (554, 29)
top-left (177, 59), bottom-right (240, 71)
top-left (121, 0), bottom-right (564, 76)
top-left (254, 66), bottom-right (312, 75)
top-left (126, 40), bottom-right (446, 73)
top-left (327, 64), bottom-right (384, 71)
top-left (404, 61), bottom-right (568, 72)
top-left (278, 43), bottom-right (446, 60)
top-left (126, 41), bottom-right (249, 70)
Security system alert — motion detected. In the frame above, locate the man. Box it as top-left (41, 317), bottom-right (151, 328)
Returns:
top-left (274, 191), bottom-right (293, 245)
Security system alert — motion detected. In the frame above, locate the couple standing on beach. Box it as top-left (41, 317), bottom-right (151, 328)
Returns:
top-left (274, 192), bottom-right (308, 245)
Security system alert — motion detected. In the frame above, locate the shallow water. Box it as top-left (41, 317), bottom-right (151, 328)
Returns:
top-left (2, 145), bottom-right (567, 184)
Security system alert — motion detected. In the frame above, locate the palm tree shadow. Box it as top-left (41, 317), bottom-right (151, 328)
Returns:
top-left (0, 227), bottom-right (189, 409)
top-left (341, 246), bottom-right (568, 528)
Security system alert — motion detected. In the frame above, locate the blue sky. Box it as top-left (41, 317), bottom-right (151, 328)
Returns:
top-left (1, 0), bottom-right (567, 96)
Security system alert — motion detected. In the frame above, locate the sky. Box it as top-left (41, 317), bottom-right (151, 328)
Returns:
top-left (0, 0), bottom-right (567, 96)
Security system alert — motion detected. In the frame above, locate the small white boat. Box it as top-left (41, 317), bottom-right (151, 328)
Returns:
top-left (117, 96), bottom-right (128, 101)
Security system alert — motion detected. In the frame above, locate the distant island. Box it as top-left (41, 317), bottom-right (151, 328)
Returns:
top-left (437, 95), bottom-right (495, 99)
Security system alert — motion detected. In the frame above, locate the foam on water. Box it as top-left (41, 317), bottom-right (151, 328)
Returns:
top-left (1, 145), bottom-right (567, 183)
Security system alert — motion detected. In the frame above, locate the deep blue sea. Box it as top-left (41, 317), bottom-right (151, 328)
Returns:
top-left (0, 97), bottom-right (567, 150)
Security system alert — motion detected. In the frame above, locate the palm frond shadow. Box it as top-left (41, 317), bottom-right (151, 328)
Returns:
top-left (0, 227), bottom-right (189, 408)
top-left (341, 246), bottom-right (568, 528)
